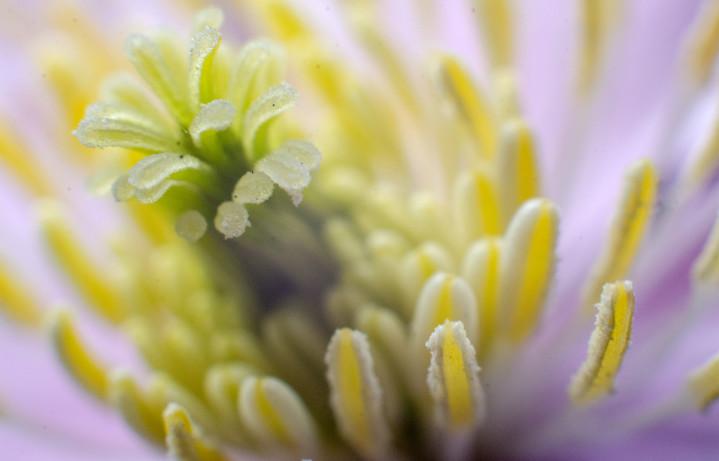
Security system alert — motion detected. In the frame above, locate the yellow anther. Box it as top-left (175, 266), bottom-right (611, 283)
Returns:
top-left (499, 199), bottom-right (558, 342)
top-left (684, 0), bottom-right (719, 87)
top-left (38, 201), bottom-right (125, 323)
top-left (432, 54), bottom-right (497, 158)
top-left (0, 259), bottom-right (41, 326)
top-left (687, 350), bottom-right (719, 411)
top-left (454, 170), bottom-right (502, 242)
top-left (203, 364), bottom-right (254, 443)
top-left (493, 69), bottom-right (521, 122)
top-left (0, 123), bottom-right (51, 196)
top-left (411, 273), bottom-right (478, 349)
top-left (461, 237), bottom-right (502, 357)
top-left (399, 242), bottom-right (454, 316)
top-left (686, 96), bottom-right (719, 186)
top-left (109, 370), bottom-right (165, 445)
top-left (325, 328), bottom-right (389, 457)
top-left (693, 210), bottom-right (719, 285)
top-left (48, 310), bottom-right (109, 401)
top-left (577, 0), bottom-right (621, 94)
top-left (260, 0), bottom-right (313, 43)
top-left (497, 119), bottom-right (542, 223)
top-left (582, 159), bottom-right (657, 311)
top-left (239, 376), bottom-right (317, 451)
top-left (476, 0), bottom-right (513, 69)
top-left (426, 320), bottom-right (485, 431)
top-left (150, 373), bottom-right (219, 438)
top-left (163, 403), bottom-right (226, 461)
top-left (569, 281), bottom-right (635, 405)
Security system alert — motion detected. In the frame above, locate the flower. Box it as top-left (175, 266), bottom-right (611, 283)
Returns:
top-left (2, 0), bottom-right (719, 460)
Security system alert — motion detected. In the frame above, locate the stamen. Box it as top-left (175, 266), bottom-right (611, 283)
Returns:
top-left (354, 305), bottom-right (409, 424)
top-left (242, 83), bottom-right (298, 161)
top-left (686, 350), bottom-right (719, 411)
top-left (399, 242), bottom-right (453, 316)
top-left (461, 237), bottom-right (502, 357)
top-left (109, 370), bottom-right (165, 445)
top-left (426, 320), bottom-right (486, 431)
top-left (112, 174), bottom-right (135, 202)
top-left (492, 69), bottom-right (520, 122)
top-left (431, 54), bottom-right (496, 158)
top-left (186, 26), bottom-right (222, 111)
top-left (684, 0), bottom-right (719, 87)
top-left (228, 39), bottom-right (284, 137)
top-left (569, 281), bottom-right (635, 405)
top-left (127, 153), bottom-right (214, 195)
top-left (692, 210), bottom-right (719, 284)
top-left (232, 171), bottom-right (275, 204)
top-left (48, 310), bottom-right (109, 401)
top-left (99, 72), bottom-right (169, 124)
top-left (581, 159), bottom-right (657, 311)
top-left (325, 328), bottom-right (390, 457)
top-left (686, 95), bottom-right (719, 186)
top-left (123, 32), bottom-right (192, 125)
top-left (238, 376), bottom-right (318, 450)
top-left (577, 0), bottom-right (620, 94)
top-left (0, 123), bottom-right (50, 195)
top-left (0, 259), bottom-right (41, 325)
top-left (255, 139), bottom-right (322, 206)
top-left (73, 116), bottom-right (179, 153)
top-left (498, 198), bottom-right (558, 342)
top-left (453, 170), bottom-right (501, 241)
top-left (411, 273), bottom-right (478, 351)
top-left (163, 403), bottom-right (226, 461)
top-left (497, 119), bottom-right (542, 224)
top-left (37, 201), bottom-right (125, 323)
top-left (189, 99), bottom-right (236, 145)
top-left (175, 210), bottom-right (208, 242)
top-left (150, 373), bottom-right (219, 438)
top-left (214, 201), bottom-right (249, 238)
top-left (476, 0), bottom-right (513, 69)
top-left (203, 364), bottom-right (254, 444)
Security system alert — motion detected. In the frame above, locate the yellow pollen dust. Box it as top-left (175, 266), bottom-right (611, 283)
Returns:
top-left (570, 281), bottom-right (635, 405)
top-left (442, 323), bottom-right (473, 428)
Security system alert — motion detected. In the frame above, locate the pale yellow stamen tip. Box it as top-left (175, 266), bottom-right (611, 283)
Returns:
top-left (692, 210), bottom-right (719, 285)
top-left (497, 119), bottom-right (542, 223)
top-left (477, 0), bottom-right (513, 69)
top-left (499, 198), bottom-right (558, 342)
top-left (684, 0), bottom-right (719, 87)
top-left (109, 370), bottom-right (165, 445)
top-left (426, 320), bottom-right (485, 431)
top-left (214, 201), bottom-right (249, 238)
top-left (431, 53), bottom-right (496, 158)
top-left (325, 328), bottom-right (390, 457)
top-left (48, 310), bottom-right (109, 401)
top-left (175, 210), bottom-right (208, 242)
top-left (569, 281), bottom-right (635, 405)
top-left (238, 376), bottom-right (317, 451)
top-left (411, 273), bottom-right (478, 350)
top-left (163, 403), bottom-right (225, 461)
top-left (687, 350), bottom-right (719, 411)
top-left (581, 159), bottom-right (656, 311)
top-left (0, 259), bottom-right (42, 326)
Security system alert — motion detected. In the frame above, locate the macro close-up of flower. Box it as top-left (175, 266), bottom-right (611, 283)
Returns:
top-left (2, 0), bottom-right (719, 460)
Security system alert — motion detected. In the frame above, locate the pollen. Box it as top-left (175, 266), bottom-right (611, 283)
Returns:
top-left (569, 281), bottom-right (635, 405)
